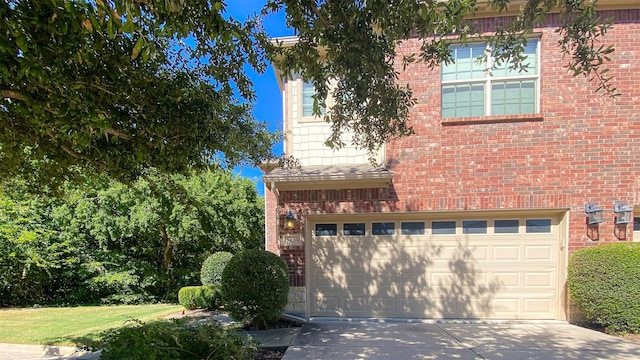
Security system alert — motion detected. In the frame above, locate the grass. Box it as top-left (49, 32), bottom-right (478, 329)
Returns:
top-left (0, 304), bottom-right (184, 346)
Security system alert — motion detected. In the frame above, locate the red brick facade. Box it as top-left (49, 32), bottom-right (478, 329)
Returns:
top-left (265, 10), bottom-right (640, 290)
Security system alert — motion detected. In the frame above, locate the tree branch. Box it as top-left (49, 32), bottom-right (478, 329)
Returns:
top-left (1, 89), bottom-right (26, 101)
top-left (104, 128), bottom-right (133, 141)
top-left (60, 144), bottom-right (89, 160)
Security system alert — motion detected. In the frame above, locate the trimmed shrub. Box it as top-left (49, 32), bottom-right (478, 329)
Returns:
top-left (221, 249), bottom-right (289, 328)
top-left (199, 284), bottom-right (223, 310)
top-left (201, 251), bottom-right (233, 285)
top-left (568, 242), bottom-right (640, 333)
top-left (178, 286), bottom-right (199, 310)
top-left (99, 319), bottom-right (257, 360)
top-left (178, 285), bottom-right (224, 310)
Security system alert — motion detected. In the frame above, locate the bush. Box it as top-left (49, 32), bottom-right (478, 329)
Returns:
top-left (178, 285), bottom-right (223, 310)
top-left (178, 286), bottom-right (199, 310)
top-left (222, 249), bottom-right (289, 328)
top-left (99, 319), bottom-right (256, 360)
top-left (568, 242), bottom-right (640, 333)
top-left (201, 252), bottom-right (234, 286)
top-left (199, 284), bottom-right (224, 310)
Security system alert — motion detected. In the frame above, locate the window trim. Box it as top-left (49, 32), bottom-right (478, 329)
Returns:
top-left (343, 223), bottom-right (366, 236)
top-left (493, 219), bottom-right (521, 234)
top-left (400, 221), bottom-right (426, 235)
top-left (462, 219), bottom-right (488, 235)
top-left (525, 218), bottom-right (553, 234)
top-left (441, 39), bottom-right (541, 119)
top-left (431, 220), bottom-right (457, 235)
top-left (298, 78), bottom-right (330, 123)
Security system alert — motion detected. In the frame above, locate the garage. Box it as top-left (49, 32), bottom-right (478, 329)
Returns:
top-left (308, 211), bottom-right (566, 319)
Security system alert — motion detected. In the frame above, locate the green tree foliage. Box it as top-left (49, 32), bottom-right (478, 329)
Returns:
top-left (0, 0), bottom-right (619, 186)
top-left (568, 243), bottom-right (640, 334)
top-left (0, 169), bottom-right (263, 306)
top-left (0, 0), bottom-right (276, 185)
top-left (222, 249), bottom-right (289, 329)
top-left (268, 0), bottom-right (617, 159)
top-left (0, 182), bottom-right (71, 305)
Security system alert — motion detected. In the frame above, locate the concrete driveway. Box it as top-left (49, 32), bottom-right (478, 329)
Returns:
top-left (282, 320), bottom-right (640, 359)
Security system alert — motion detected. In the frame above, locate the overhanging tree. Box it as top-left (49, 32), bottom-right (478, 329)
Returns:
top-left (1, 1), bottom-right (618, 186)
top-left (268, 0), bottom-right (617, 159)
top-left (0, 0), bottom-right (277, 185)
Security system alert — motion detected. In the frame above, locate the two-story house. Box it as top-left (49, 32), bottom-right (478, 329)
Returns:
top-left (261, 3), bottom-right (640, 321)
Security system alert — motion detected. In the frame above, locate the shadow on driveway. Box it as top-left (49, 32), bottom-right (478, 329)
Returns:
top-left (282, 321), bottom-right (640, 359)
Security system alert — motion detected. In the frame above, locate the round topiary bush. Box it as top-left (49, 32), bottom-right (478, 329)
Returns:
top-left (178, 286), bottom-right (200, 310)
top-left (221, 249), bottom-right (289, 328)
top-left (178, 285), bottom-right (224, 311)
top-left (201, 252), bottom-right (234, 286)
top-left (568, 242), bottom-right (640, 333)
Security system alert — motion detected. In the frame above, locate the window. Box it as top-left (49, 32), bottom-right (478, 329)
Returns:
top-left (343, 223), bottom-right (365, 236)
top-left (302, 81), bottom-right (325, 118)
top-left (463, 220), bottom-right (487, 234)
top-left (315, 224), bottom-right (337, 236)
top-left (634, 217), bottom-right (640, 241)
top-left (372, 222), bottom-right (395, 235)
top-left (432, 221), bottom-right (456, 235)
top-left (494, 219), bottom-right (520, 234)
top-left (526, 219), bottom-right (552, 233)
top-left (401, 222), bottom-right (425, 235)
top-left (441, 40), bottom-right (539, 118)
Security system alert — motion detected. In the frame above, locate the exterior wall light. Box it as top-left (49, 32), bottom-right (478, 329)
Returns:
top-left (585, 203), bottom-right (604, 225)
top-left (283, 210), bottom-right (297, 230)
top-left (614, 201), bottom-right (633, 240)
top-left (614, 201), bottom-right (633, 225)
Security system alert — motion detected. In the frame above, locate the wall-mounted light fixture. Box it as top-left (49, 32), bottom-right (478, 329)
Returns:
top-left (613, 201), bottom-right (633, 240)
top-left (585, 203), bottom-right (604, 225)
top-left (614, 201), bottom-right (633, 225)
top-left (585, 203), bottom-right (603, 241)
top-left (283, 210), bottom-right (297, 230)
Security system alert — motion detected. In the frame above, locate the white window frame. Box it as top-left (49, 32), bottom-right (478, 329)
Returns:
top-left (298, 78), bottom-right (331, 123)
top-left (441, 39), bottom-right (541, 118)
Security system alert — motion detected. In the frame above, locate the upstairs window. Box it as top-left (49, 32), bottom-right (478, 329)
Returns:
top-left (441, 40), bottom-right (539, 118)
top-left (302, 80), bottom-right (326, 118)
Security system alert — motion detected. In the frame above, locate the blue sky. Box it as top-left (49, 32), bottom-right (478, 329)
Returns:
top-left (225, 1), bottom-right (294, 196)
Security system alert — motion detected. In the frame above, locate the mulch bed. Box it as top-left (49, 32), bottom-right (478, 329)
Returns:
top-left (255, 349), bottom-right (286, 360)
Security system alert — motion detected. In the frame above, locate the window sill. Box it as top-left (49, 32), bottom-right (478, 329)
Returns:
top-left (441, 114), bottom-right (543, 126)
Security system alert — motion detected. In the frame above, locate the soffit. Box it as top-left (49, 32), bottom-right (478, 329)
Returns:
top-left (263, 164), bottom-right (393, 191)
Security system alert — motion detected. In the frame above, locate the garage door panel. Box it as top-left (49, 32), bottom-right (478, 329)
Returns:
top-left (493, 272), bottom-right (521, 287)
top-left (313, 294), bottom-right (341, 314)
top-left (524, 272), bottom-right (556, 287)
top-left (524, 245), bottom-right (554, 261)
top-left (524, 297), bottom-right (555, 314)
top-left (493, 245), bottom-right (521, 261)
top-left (309, 214), bottom-right (561, 319)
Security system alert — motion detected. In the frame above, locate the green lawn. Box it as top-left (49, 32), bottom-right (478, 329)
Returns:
top-left (0, 304), bottom-right (184, 346)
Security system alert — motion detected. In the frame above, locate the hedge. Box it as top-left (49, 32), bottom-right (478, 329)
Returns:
top-left (177, 285), bottom-right (223, 311)
top-left (567, 242), bottom-right (640, 333)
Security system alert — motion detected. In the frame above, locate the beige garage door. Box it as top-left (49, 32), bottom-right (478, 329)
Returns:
top-left (309, 212), bottom-right (564, 319)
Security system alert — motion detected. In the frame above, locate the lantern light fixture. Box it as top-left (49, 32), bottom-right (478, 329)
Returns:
top-left (585, 203), bottom-right (604, 225)
top-left (283, 210), bottom-right (297, 230)
top-left (614, 201), bottom-right (633, 225)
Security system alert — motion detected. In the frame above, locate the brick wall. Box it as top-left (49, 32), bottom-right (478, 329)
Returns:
top-left (265, 10), bottom-right (640, 290)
